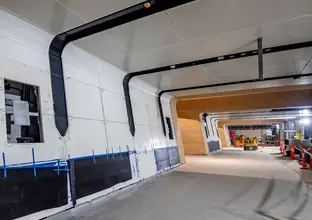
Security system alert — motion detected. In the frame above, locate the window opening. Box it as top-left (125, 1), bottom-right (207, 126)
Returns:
top-left (4, 79), bottom-right (43, 143)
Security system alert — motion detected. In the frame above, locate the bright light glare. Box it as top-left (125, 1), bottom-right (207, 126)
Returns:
top-left (302, 118), bottom-right (310, 125)
top-left (300, 109), bottom-right (310, 116)
top-left (276, 124), bottom-right (279, 130)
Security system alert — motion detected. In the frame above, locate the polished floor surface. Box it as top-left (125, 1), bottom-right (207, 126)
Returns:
top-left (63, 148), bottom-right (312, 220)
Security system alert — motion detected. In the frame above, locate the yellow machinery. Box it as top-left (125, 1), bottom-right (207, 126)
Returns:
top-left (243, 137), bottom-right (258, 151)
top-left (234, 135), bottom-right (245, 147)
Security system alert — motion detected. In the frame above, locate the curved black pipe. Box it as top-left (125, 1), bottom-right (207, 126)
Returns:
top-left (49, 0), bottom-right (195, 136)
top-left (124, 41), bottom-right (312, 137)
top-left (123, 75), bottom-right (136, 136)
top-left (157, 72), bottom-right (312, 137)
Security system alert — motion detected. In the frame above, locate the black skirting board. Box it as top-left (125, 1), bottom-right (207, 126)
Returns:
top-left (70, 153), bottom-right (132, 199)
top-left (0, 168), bottom-right (68, 220)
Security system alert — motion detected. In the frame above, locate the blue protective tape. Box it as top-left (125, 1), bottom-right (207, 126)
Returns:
top-left (32, 148), bottom-right (36, 177)
top-left (2, 152), bottom-right (7, 178)
top-left (57, 159), bottom-right (60, 175)
top-left (0, 150), bottom-right (135, 170)
top-left (67, 151), bottom-right (130, 161)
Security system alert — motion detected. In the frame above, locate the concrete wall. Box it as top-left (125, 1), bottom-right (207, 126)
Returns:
top-left (0, 8), bottom-right (177, 220)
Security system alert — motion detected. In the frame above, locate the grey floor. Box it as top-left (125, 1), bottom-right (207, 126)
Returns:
top-left (66, 148), bottom-right (312, 220)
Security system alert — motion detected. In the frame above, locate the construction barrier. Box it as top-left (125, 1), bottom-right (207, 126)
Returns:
top-left (292, 145), bottom-right (312, 170)
top-left (309, 149), bottom-right (312, 170)
top-left (291, 144), bottom-right (295, 160)
top-left (279, 141), bottom-right (285, 153)
top-left (301, 148), bottom-right (308, 169)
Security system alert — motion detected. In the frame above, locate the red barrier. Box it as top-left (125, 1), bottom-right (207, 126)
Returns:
top-left (280, 141), bottom-right (284, 153)
top-left (291, 145), bottom-right (295, 160)
top-left (301, 149), bottom-right (307, 169)
top-left (310, 149), bottom-right (312, 169)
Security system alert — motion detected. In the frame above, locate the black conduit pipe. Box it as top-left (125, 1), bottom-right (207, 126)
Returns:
top-left (49, 0), bottom-right (195, 136)
top-left (124, 41), bottom-right (312, 137)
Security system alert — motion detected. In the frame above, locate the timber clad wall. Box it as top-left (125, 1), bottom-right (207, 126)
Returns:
top-left (178, 118), bottom-right (207, 155)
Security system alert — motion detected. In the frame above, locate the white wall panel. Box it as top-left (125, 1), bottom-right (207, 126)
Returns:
top-left (137, 152), bottom-right (157, 179)
top-left (66, 79), bottom-right (104, 120)
top-left (66, 118), bottom-right (108, 158)
top-left (135, 125), bottom-right (154, 151)
top-left (0, 34), bottom-right (48, 70)
top-left (133, 101), bottom-right (149, 126)
top-left (150, 127), bottom-right (167, 149)
top-left (147, 101), bottom-right (160, 129)
top-left (63, 59), bottom-right (100, 87)
top-left (105, 122), bottom-right (135, 152)
top-left (101, 90), bottom-right (127, 123)
top-left (98, 63), bottom-right (125, 94)
top-left (0, 8), bottom-right (52, 50)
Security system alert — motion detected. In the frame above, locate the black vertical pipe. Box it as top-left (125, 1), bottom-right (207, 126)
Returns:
top-left (157, 94), bottom-right (166, 136)
top-left (123, 75), bottom-right (135, 136)
top-left (258, 38), bottom-right (264, 80)
top-left (68, 160), bottom-right (76, 207)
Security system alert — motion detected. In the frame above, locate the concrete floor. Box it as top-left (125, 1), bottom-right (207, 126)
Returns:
top-left (65, 148), bottom-right (312, 220)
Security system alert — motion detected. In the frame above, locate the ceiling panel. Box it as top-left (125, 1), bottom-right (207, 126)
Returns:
top-left (137, 66), bottom-right (211, 90)
top-left (203, 57), bottom-right (258, 82)
top-left (189, 27), bottom-right (258, 59)
top-left (105, 12), bottom-right (185, 53)
top-left (0, 0), bottom-right (84, 33)
top-left (75, 32), bottom-right (130, 69)
top-left (1, 0), bottom-right (312, 98)
top-left (168, 0), bottom-right (312, 40)
top-left (263, 48), bottom-right (312, 77)
top-left (57, 0), bottom-right (144, 22)
top-left (189, 15), bottom-right (312, 60)
top-left (125, 42), bottom-right (199, 72)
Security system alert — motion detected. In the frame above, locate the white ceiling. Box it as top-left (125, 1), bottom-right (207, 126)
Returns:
top-left (1, 0), bottom-right (312, 93)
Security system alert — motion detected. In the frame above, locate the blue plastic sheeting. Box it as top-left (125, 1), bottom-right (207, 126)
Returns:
top-left (154, 146), bottom-right (180, 171)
